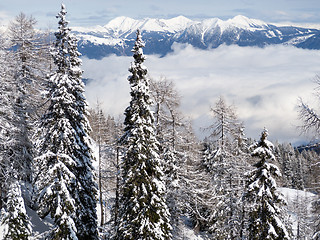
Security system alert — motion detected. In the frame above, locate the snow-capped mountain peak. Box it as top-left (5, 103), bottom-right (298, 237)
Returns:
top-left (160, 15), bottom-right (194, 32)
top-left (218, 15), bottom-right (269, 32)
top-left (140, 18), bottom-right (167, 32)
top-left (201, 18), bottom-right (221, 28)
top-left (230, 15), bottom-right (268, 28)
top-left (104, 16), bottom-right (140, 33)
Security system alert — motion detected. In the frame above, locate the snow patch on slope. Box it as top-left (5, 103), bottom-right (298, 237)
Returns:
top-left (72, 25), bottom-right (108, 33)
top-left (77, 34), bottom-right (123, 46)
top-left (280, 187), bottom-right (315, 209)
top-left (217, 15), bottom-right (269, 33)
top-left (284, 34), bottom-right (316, 45)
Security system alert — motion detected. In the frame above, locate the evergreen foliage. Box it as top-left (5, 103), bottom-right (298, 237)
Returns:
top-left (116, 30), bottom-right (172, 240)
top-left (34, 4), bottom-right (98, 240)
top-left (244, 129), bottom-right (290, 240)
top-left (274, 143), bottom-right (306, 190)
top-left (1, 181), bottom-right (32, 240)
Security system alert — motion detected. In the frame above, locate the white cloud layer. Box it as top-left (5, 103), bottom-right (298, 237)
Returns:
top-left (0, 11), bottom-right (11, 27)
top-left (82, 44), bottom-right (320, 144)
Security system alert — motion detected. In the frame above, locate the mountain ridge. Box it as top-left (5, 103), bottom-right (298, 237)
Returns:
top-left (72, 15), bottom-right (320, 59)
top-left (73, 15), bottom-right (271, 35)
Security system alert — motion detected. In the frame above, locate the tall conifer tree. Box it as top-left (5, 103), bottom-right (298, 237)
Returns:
top-left (116, 30), bottom-right (172, 240)
top-left (34, 4), bottom-right (98, 240)
top-left (244, 129), bottom-right (290, 240)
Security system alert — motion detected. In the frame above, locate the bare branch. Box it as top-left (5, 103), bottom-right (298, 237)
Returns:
top-left (298, 97), bottom-right (320, 135)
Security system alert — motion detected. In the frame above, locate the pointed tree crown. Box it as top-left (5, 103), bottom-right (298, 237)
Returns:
top-left (251, 128), bottom-right (275, 163)
top-left (245, 129), bottom-right (290, 240)
top-left (34, 4), bottom-right (98, 239)
top-left (117, 29), bottom-right (172, 240)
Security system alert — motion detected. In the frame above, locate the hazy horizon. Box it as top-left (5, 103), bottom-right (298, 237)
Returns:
top-left (1, 0), bottom-right (320, 29)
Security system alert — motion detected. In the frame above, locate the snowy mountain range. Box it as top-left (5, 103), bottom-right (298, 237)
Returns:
top-left (73, 15), bottom-right (320, 59)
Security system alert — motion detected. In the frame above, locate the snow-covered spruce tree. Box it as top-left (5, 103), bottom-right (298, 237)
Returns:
top-left (116, 30), bottom-right (172, 240)
top-left (244, 128), bottom-right (290, 240)
top-left (34, 4), bottom-right (98, 240)
top-left (292, 152), bottom-right (305, 190)
top-left (1, 180), bottom-right (32, 240)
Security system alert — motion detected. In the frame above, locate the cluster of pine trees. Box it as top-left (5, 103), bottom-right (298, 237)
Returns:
top-left (0, 4), bottom-right (319, 240)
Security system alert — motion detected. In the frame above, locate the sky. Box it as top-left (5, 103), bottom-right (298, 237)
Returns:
top-left (1, 0), bottom-right (320, 28)
top-left (2, 0), bottom-right (320, 144)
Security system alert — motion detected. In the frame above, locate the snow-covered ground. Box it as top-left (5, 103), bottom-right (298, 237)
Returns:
top-left (0, 184), bottom-right (317, 239)
top-left (281, 187), bottom-right (316, 207)
top-left (176, 188), bottom-right (317, 239)
top-left (26, 206), bottom-right (53, 240)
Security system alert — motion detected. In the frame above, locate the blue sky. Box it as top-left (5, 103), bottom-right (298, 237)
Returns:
top-left (1, 0), bottom-right (320, 28)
